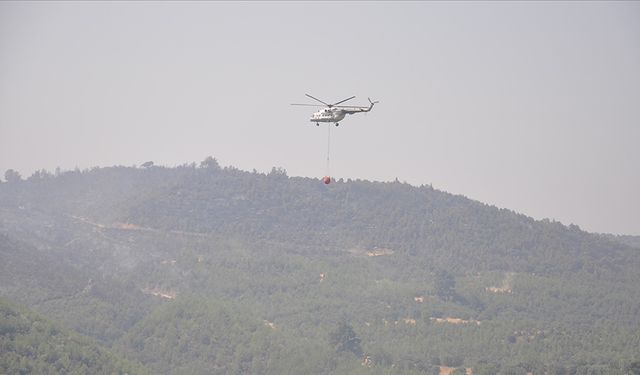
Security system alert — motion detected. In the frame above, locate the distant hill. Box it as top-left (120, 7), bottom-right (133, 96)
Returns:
top-left (1, 161), bottom-right (639, 374)
top-left (604, 234), bottom-right (640, 249)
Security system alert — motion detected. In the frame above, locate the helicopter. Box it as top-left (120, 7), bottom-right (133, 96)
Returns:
top-left (291, 94), bottom-right (378, 126)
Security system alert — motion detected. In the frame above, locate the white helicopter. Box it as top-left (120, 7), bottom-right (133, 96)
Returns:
top-left (292, 94), bottom-right (378, 126)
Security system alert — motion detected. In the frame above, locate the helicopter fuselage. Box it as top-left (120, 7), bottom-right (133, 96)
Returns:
top-left (310, 108), bottom-right (346, 123)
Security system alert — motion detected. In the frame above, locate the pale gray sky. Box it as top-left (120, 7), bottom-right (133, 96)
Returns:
top-left (1, 1), bottom-right (639, 235)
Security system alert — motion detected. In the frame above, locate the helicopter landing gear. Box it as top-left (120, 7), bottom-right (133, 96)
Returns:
top-left (335, 123), bottom-right (339, 127)
top-left (316, 123), bottom-right (320, 126)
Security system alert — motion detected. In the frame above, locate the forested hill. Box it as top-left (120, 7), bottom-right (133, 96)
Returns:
top-left (0, 297), bottom-right (149, 375)
top-left (1, 161), bottom-right (636, 278)
top-left (1, 160), bottom-right (640, 374)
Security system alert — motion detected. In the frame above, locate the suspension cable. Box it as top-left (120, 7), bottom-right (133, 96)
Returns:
top-left (326, 123), bottom-right (331, 177)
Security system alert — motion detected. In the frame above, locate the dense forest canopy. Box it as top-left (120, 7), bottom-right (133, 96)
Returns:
top-left (0, 297), bottom-right (149, 375)
top-left (1, 160), bottom-right (639, 374)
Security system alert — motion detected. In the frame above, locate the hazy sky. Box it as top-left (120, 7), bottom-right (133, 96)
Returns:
top-left (1, 1), bottom-right (639, 235)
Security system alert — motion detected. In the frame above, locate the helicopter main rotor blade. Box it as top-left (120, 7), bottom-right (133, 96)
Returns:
top-left (332, 96), bottom-right (356, 106)
top-left (305, 94), bottom-right (330, 107)
top-left (291, 103), bottom-right (325, 107)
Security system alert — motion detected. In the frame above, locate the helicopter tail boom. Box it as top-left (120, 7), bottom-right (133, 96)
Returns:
top-left (342, 98), bottom-right (378, 114)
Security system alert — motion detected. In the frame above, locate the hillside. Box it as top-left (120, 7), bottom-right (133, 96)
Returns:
top-left (0, 297), bottom-right (149, 375)
top-left (1, 161), bottom-right (639, 374)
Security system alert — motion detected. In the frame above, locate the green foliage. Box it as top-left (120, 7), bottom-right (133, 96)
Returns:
top-left (1, 164), bottom-right (640, 374)
top-left (3, 169), bottom-right (22, 183)
top-left (0, 297), bottom-right (149, 374)
top-left (199, 156), bottom-right (220, 170)
top-left (329, 321), bottom-right (363, 357)
top-left (500, 367), bottom-right (528, 375)
top-left (475, 362), bottom-right (500, 375)
top-left (434, 269), bottom-right (456, 301)
top-left (628, 361), bottom-right (640, 375)
top-left (117, 297), bottom-right (337, 375)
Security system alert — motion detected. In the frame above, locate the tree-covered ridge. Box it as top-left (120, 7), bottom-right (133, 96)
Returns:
top-left (604, 234), bottom-right (640, 249)
top-left (0, 297), bottom-right (150, 375)
top-left (3, 163), bottom-right (636, 278)
top-left (1, 161), bottom-right (639, 374)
